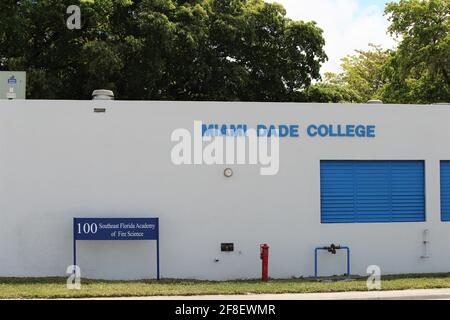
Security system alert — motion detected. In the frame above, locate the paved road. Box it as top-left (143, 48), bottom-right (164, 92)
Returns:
top-left (81, 288), bottom-right (450, 300)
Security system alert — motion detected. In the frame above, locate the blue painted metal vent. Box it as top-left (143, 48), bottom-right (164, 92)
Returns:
top-left (440, 161), bottom-right (450, 221)
top-left (320, 160), bottom-right (425, 223)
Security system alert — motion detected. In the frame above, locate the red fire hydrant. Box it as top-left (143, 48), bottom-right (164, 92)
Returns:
top-left (260, 243), bottom-right (269, 282)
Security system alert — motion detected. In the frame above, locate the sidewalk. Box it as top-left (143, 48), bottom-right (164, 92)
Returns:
top-left (83, 288), bottom-right (450, 300)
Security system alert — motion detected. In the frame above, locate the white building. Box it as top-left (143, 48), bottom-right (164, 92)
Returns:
top-left (1, 99), bottom-right (449, 280)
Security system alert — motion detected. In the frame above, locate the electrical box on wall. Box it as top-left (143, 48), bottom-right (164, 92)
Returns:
top-left (0, 71), bottom-right (26, 100)
top-left (221, 243), bottom-right (234, 252)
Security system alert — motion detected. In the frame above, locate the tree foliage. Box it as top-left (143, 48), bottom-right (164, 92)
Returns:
top-left (379, 0), bottom-right (450, 103)
top-left (2, 0), bottom-right (447, 104)
top-left (302, 83), bottom-right (362, 103)
top-left (324, 44), bottom-right (389, 102)
top-left (0, 0), bottom-right (327, 101)
top-left (308, 0), bottom-right (449, 104)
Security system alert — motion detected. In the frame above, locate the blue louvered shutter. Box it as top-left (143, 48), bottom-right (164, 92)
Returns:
top-left (320, 160), bottom-right (425, 223)
top-left (440, 161), bottom-right (450, 221)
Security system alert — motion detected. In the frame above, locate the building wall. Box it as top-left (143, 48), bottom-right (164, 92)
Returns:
top-left (0, 100), bottom-right (449, 280)
top-left (0, 71), bottom-right (26, 100)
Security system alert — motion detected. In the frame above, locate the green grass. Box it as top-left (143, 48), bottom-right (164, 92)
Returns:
top-left (2, 273), bottom-right (450, 299)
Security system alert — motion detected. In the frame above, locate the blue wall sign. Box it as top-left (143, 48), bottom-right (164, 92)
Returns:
top-left (73, 217), bottom-right (160, 279)
top-left (74, 217), bottom-right (158, 240)
top-left (7, 76), bottom-right (17, 85)
top-left (201, 123), bottom-right (376, 138)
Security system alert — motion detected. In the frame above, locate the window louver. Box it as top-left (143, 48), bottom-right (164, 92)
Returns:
top-left (320, 160), bottom-right (425, 223)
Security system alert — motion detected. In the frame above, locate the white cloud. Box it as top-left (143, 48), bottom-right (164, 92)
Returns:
top-left (267, 0), bottom-right (396, 74)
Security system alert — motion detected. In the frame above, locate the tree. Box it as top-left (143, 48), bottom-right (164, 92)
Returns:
top-left (1, 0), bottom-right (133, 99)
top-left (379, 0), bottom-right (449, 103)
top-left (323, 44), bottom-right (389, 102)
top-left (302, 83), bottom-right (362, 103)
top-left (310, 0), bottom-right (449, 104)
top-left (0, 0), bottom-right (327, 101)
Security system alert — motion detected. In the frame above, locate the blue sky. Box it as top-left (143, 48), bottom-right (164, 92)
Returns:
top-left (359, 0), bottom-right (388, 7)
top-left (267, 0), bottom-right (397, 74)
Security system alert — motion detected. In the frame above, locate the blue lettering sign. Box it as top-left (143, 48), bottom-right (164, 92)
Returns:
top-left (7, 76), bottom-right (16, 85)
top-left (74, 217), bottom-right (158, 240)
top-left (307, 124), bottom-right (318, 137)
top-left (202, 124), bottom-right (248, 136)
top-left (73, 217), bottom-right (160, 279)
top-left (257, 124), bottom-right (268, 136)
top-left (367, 125), bottom-right (376, 138)
top-left (306, 124), bottom-right (376, 138)
top-left (201, 123), bottom-right (376, 138)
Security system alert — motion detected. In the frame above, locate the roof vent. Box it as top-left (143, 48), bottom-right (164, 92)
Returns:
top-left (367, 99), bottom-right (383, 104)
top-left (92, 89), bottom-right (114, 100)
